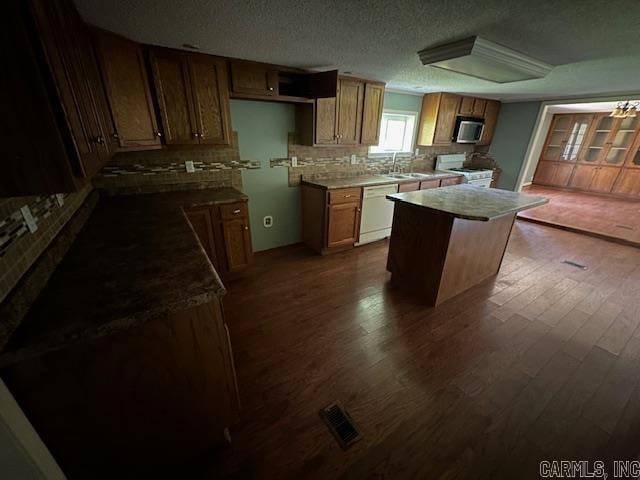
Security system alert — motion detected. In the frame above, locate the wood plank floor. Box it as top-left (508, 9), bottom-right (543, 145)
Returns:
top-left (195, 221), bottom-right (640, 479)
top-left (518, 185), bottom-right (640, 247)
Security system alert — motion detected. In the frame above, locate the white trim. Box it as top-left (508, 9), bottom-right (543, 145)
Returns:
top-left (369, 109), bottom-right (419, 155)
top-left (513, 92), bottom-right (640, 191)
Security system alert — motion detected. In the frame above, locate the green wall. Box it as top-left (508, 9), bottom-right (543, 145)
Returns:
top-left (383, 91), bottom-right (423, 113)
top-left (489, 101), bottom-right (542, 190)
top-left (230, 91), bottom-right (424, 252)
top-left (230, 100), bottom-right (299, 252)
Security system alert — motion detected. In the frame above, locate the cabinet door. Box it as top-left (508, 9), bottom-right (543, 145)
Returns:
top-left (478, 100), bottom-right (501, 146)
top-left (562, 114), bottom-right (592, 162)
top-left (151, 49), bottom-right (199, 145)
top-left (186, 207), bottom-right (219, 270)
top-left (569, 165), bottom-right (598, 190)
top-left (579, 114), bottom-right (615, 164)
top-left (613, 168), bottom-right (640, 197)
top-left (398, 182), bottom-right (420, 192)
top-left (604, 116), bottom-right (640, 167)
top-left (230, 61), bottom-right (278, 96)
top-left (472, 98), bottom-right (486, 117)
top-left (336, 78), bottom-right (364, 145)
top-left (94, 32), bottom-right (161, 148)
top-left (315, 97), bottom-right (338, 145)
top-left (420, 179), bottom-right (440, 190)
top-left (360, 83), bottom-right (385, 145)
top-left (440, 176), bottom-right (463, 187)
top-left (590, 166), bottom-right (621, 193)
top-left (327, 202), bottom-right (360, 248)
top-left (221, 219), bottom-right (252, 272)
top-left (540, 115), bottom-right (573, 162)
top-left (434, 93), bottom-right (461, 144)
top-left (189, 55), bottom-right (231, 145)
top-left (459, 96), bottom-right (474, 115)
top-left (32, 0), bottom-right (108, 178)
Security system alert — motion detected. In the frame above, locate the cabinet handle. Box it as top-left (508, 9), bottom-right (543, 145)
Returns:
top-left (95, 136), bottom-right (105, 145)
top-left (268, 87), bottom-right (274, 91)
top-left (244, 226), bottom-right (249, 231)
top-left (344, 194), bottom-right (352, 198)
top-left (155, 131), bottom-right (162, 137)
top-left (200, 133), bottom-right (205, 139)
top-left (112, 133), bottom-right (119, 139)
top-left (233, 209), bottom-right (241, 214)
top-left (193, 133), bottom-right (200, 138)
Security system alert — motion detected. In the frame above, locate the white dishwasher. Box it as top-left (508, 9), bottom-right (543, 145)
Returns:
top-left (356, 184), bottom-right (399, 245)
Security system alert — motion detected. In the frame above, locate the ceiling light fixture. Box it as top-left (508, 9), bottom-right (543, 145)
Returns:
top-left (610, 101), bottom-right (638, 118)
top-left (417, 36), bottom-right (553, 83)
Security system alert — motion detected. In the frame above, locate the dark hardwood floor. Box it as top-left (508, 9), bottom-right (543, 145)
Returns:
top-left (518, 185), bottom-right (640, 247)
top-left (198, 220), bottom-right (640, 479)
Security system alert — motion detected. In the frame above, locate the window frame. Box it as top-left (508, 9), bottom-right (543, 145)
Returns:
top-left (368, 109), bottom-right (419, 156)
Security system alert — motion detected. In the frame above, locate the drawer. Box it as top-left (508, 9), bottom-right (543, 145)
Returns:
top-left (419, 179), bottom-right (440, 190)
top-left (219, 202), bottom-right (248, 219)
top-left (328, 188), bottom-right (361, 205)
top-left (398, 182), bottom-right (420, 193)
top-left (440, 176), bottom-right (463, 187)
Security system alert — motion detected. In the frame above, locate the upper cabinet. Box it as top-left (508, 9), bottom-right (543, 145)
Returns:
top-left (230, 61), bottom-right (278, 96)
top-left (296, 76), bottom-right (385, 146)
top-left (93, 30), bottom-right (162, 149)
top-left (151, 49), bottom-right (231, 146)
top-left (360, 83), bottom-right (385, 145)
top-left (417, 93), bottom-right (501, 147)
top-left (3, 0), bottom-right (114, 196)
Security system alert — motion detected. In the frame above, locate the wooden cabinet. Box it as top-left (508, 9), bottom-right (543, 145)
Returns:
top-left (230, 61), bottom-right (278, 96)
top-left (185, 201), bottom-right (252, 275)
top-left (418, 93), bottom-right (501, 147)
top-left (569, 165), bottom-right (620, 192)
top-left (2, 0), bottom-right (116, 195)
top-left (360, 83), bottom-right (385, 145)
top-left (478, 100), bottom-right (501, 146)
top-left (301, 186), bottom-right (362, 254)
top-left (151, 48), bottom-right (231, 145)
top-left (296, 76), bottom-right (385, 146)
top-left (2, 298), bottom-right (238, 475)
top-left (93, 30), bottom-right (162, 149)
top-left (420, 179), bottom-right (441, 190)
top-left (398, 182), bottom-right (420, 192)
top-left (533, 161), bottom-right (574, 187)
top-left (336, 78), bottom-right (365, 145)
top-left (459, 96), bottom-right (486, 117)
top-left (613, 168), bottom-right (640, 196)
top-left (440, 176), bottom-right (464, 187)
top-left (417, 93), bottom-right (461, 146)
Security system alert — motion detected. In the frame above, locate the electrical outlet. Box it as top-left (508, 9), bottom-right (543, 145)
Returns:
top-left (185, 161), bottom-right (195, 173)
top-left (415, 148), bottom-right (420, 156)
top-left (291, 156), bottom-right (298, 167)
top-left (20, 205), bottom-right (38, 233)
top-left (350, 155), bottom-right (357, 165)
top-left (263, 215), bottom-right (273, 228)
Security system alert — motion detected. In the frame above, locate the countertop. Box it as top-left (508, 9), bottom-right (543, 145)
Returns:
top-left (300, 171), bottom-right (462, 190)
top-left (0, 187), bottom-right (247, 367)
top-left (387, 185), bottom-right (548, 221)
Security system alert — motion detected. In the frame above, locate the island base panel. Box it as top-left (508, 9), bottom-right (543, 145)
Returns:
top-left (387, 205), bottom-right (515, 306)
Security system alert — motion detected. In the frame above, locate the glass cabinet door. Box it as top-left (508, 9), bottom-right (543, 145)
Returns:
top-left (561, 114), bottom-right (592, 161)
top-left (606, 116), bottom-right (640, 166)
top-left (625, 129), bottom-right (640, 169)
top-left (541, 115), bottom-right (573, 161)
top-left (580, 115), bottom-right (614, 163)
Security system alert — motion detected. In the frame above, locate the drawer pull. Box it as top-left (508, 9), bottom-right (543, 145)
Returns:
top-left (344, 194), bottom-right (352, 198)
top-left (233, 209), bottom-right (241, 214)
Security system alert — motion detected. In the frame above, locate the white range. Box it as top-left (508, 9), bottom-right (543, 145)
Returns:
top-left (435, 154), bottom-right (493, 188)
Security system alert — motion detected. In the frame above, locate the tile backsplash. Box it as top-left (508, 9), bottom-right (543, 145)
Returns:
top-left (0, 184), bottom-right (92, 304)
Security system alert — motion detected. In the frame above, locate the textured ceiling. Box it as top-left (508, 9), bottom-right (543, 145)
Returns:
top-left (75, 0), bottom-right (640, 101)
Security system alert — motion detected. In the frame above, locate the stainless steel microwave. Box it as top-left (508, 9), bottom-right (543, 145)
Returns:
top-left (454, 117), bottom-right (485, 143)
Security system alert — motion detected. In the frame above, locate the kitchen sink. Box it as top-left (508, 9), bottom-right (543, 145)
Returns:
top-left (386, 173), bottom-right (431, 179)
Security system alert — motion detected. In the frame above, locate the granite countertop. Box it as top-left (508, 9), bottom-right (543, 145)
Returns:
top-left (301, 170), bottom-right (462, 190)
top-left (0, 187), bottom-right (247, 367)
top-left (387, 184), bottom-right (548, 221)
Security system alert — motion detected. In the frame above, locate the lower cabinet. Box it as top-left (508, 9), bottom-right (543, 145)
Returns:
top-left (419, 179), bottom-right (440, 190)
top-left (569, 165), bottom-right (621, 192)
top-left (533, 161), bottom-right (574, 187)
top-left (185, 201), bottom-right (252, 274)
top-left (1, 298), bottom-right (239, 476)
top-left (398, 182), bottom-right (420, 192)
top-left (440, 176), bottom-right (464, 187)
top-left (302, 186), bottom-right (362, 254)
top-left (613, 168), bottom-right (640, 196)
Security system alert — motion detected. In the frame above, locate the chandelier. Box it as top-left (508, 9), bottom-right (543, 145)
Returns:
top-left (610, 101), bottom-right (638, 118)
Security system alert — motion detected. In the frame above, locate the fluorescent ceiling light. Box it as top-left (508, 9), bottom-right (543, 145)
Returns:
top-left (418, 36), bottom-right (553, 83)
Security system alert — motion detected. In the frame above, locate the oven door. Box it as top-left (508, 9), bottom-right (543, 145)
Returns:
top-left (467, 178), bottom-right (492, 188)
top-left (456, 120), bottom-right (485, 144)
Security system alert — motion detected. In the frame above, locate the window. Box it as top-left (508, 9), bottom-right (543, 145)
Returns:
top-left (369, 110), bottom-right (418, 154)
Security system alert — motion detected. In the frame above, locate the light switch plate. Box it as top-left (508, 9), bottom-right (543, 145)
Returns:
top-left (185, 161), bottom-right (195, 173)
top-left (20, 205), bottom-right (38, 233)
top-left (291, 156), bottom-right (298, 167)
top-left (263, 215), bottom-right (273, 228)
top-left (350, 154), bottom-right (357, 165)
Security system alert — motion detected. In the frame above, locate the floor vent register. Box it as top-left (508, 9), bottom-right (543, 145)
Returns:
top-left (319, 403), bottom-right (362, 450)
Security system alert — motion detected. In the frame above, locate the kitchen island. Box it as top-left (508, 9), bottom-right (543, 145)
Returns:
top-left (386, 185), bottom-right (548, 306)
